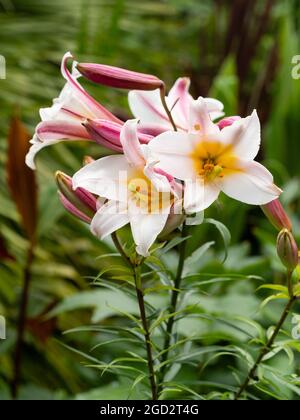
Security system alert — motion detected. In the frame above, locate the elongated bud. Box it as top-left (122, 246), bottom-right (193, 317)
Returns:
top-left (276, 229), bottom-right (299, 271)
top-left (58, 192), bottom-right (92, 224)
top-left (56, 171), bottom-right (97, 223)
top-left (77, 63), bottom-right (164, 91)
top-left (83, 119), bottom-right (153, 150)
top-left (217, 116), bottom-right (241, 130)
top-left (261, 199), bottom-right (292, 232)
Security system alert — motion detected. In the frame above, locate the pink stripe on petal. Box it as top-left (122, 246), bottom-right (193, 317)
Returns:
top-left (36, 120), bottom-right (92, 141)
top-left (61, 52), bottom-right (121, 123)
top-left (120, 120), bottom-right (145, 167)
top-left (217, 116), bottom-right (241, 130)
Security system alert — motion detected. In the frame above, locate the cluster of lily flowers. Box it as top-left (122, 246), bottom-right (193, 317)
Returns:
top-left (26, 52), bottom-right (282, 257)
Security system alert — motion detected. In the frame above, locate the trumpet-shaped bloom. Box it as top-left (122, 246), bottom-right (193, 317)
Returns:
top-left (148, 98), bottom-right (282, 212)
top-left (26, 52), bottom-right (121, 169)
top-left (73, 120), bottom-right (177, 257)
top-left (128, 77), bottom-right (224, 134)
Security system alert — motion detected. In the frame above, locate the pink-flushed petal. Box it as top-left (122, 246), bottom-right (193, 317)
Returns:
top-left (143, 165), bottom-right (173, 193)
top-left (220, 110), bottom-right (261, 160)
top-left (148, 131), bottom-right (196, 180)
top-left (221, 160), bottom-right (282, 205)
top-left (120, 119), bottom-right (145, 167)
top-left (128, 204), bottom-right (170, 257)
top-left (184, 179), bottom-right (220, 213)
top-left (189, 97), bottom-right (220, 136)
top-left (36, 120), bottom-right (91, 141)
top-left (61, 52), bottom-right (121, 122)
top-left (25, 121), bottom-right (92, 169)
top-left (128, 89), bottom-right (170, 127)
top-left (168, 77), bottom-right (192, 127)
top-left (217, 116), bottom-right (241, 130)
top-left (90, 201), bottom-right (129, 240)
top-left (72, 155), bottom-right (130, 202)
top-left (138, 123), bottom-right (169, 137)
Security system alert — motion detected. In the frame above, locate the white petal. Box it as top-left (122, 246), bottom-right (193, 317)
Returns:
top-left (128, 89), bottom-right (169, 126)
top-left (220, 110), bottom-right (261, 160)
top-left (184, 179), bottom-right (220, 213)
top-left (203, 98), bottom-right (224, 121)
top-left (120, 119), bottom-right (145, 167)
top-left (189, 97), bottom-right (220, 135)
top-left (148, 131), bottom-right (196, 180)
top-left (91, 201), bottom-right (129, 239)
top-left (143, 165), bottom-right (172, 193)
top-left (129, 207), bottom-right (170, 257)
top-left (168, 77), bottom-right (192, 127)
top-left (25, 135), bottom-right (60, 170)
top-left (221, 160), bottom-right (282, 205)
top-left (72, 155), bottom-right (130, 202)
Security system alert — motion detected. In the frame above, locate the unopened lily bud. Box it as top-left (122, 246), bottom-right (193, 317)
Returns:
top-left (276, 229), bottom-right (299, 271)
top-left (77, 63), bottom-right (164, 91)
top-left (55, 171), bottom-right (97, 223)
top-left (261, 199), bottom-right (292, 232)
top-left (58, 192), bottom-right (92, 224)
top-left (83, 119), bottom-right (153, 150)
top-left (217, 116), bottom-right (241, 130)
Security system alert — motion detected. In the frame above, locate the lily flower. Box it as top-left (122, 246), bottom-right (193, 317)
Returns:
top-left (26, 52), bottom-right (121, 169)
top-left (128, 77), bottom-right (224, 134)
top-left (148, 98), bottom-right (282, 212)
top-left (72, 120), bottom-right (178, 257)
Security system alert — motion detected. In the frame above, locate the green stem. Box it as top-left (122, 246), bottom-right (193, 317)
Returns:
top-left (111, 232), bottom-right (158, 400)
top-left (235, 294), bottom-right (297, 400)
top-left (160, 85), bottom-right (177, 131)
top-left (158, 222), bottom-right (189, 395)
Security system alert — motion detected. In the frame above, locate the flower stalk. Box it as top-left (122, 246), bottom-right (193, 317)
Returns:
top-left (157, 222), bottom-right (189, 395)
top-left (111, 232), bottom-right (158, 400)
top-left (235, 290), bottom-right (297, 400)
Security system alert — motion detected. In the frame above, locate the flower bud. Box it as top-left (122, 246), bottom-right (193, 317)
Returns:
top-left (276, 229), bottom-right (299, 271)
top-left (83, 119), bottom-right (153, 150)
top-left (77, 63), bottom-right (164, 91)
top-left (261, 199), bottom-right (292, 232)
top-left (55, 171), bottom-right (97, 223)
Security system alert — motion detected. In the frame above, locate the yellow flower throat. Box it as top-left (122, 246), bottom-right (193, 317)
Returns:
top-left (191, 141), bottom-right (239, 182)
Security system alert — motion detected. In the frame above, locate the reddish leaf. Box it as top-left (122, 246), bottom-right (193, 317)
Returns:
top-left (0, 234), bottom-right (14, 261)
top-left (7, 116), bottom-right (38, 244)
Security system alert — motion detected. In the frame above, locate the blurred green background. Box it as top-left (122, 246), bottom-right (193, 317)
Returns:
top-left (1, 0), bottom-right (300, 400)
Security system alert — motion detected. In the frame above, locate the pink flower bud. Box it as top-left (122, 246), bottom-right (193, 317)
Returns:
top-left (56, 171), bottom-right (97, 223)
top-left (58, 192), bottom-right (92, 224)
top-left (276, 229), bottom-right (299, 271)
top-left (83, 119), bottom-right (153, 150)
top-left (77, 63), bottom-right (164, 91)
top-left (261, 199), bottom-right (292, 232)
top-left (217, 116), bottom-right (241, 130)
